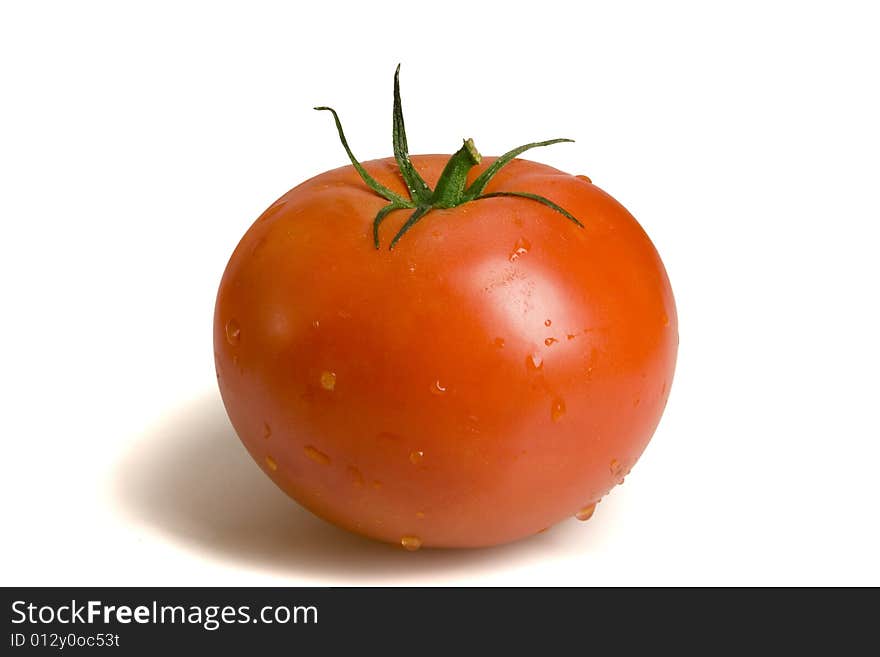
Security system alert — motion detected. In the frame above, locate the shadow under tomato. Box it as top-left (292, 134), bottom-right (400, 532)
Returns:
top-left (114, 392), bottom-right (601, 582)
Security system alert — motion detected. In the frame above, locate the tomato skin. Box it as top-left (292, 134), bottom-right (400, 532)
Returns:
top-left (214, 155), bottom-right (677, 548)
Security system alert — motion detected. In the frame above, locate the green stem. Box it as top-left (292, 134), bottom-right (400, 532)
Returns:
top-left (372, 202), bottom-right (404, 249)
top-left (475, 191), bottom-right (584, 227)
top-left (392, 65), bottom-right (432, 204)
top-left (314, 106), bottom-right (413, 207)
top-left (389, 205), bottom-right (433, 250)
top-left (462, 138), bottom-right (573, 200)
top-left (430, 139), bottom-right (481, 208)
top-left (314, 66), bottom-right (584, 249)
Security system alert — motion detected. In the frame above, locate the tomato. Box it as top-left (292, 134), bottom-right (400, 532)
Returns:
top-left (214, 68), bottom-right (677, 549)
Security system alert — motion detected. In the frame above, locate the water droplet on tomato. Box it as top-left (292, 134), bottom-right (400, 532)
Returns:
top-left (225, 319), bottom-right (240, 345)
top-left (576, 174), bottom-right (592, 183)
top-left (575, 503), bottom-right (596, 521)
top-left (432, 380), bottom-right (447, 395)
top-left (263, 422), bottom-right (272, 439)
top-left (545, 337), bottom-right (558, 346)
top-left (494, 337), bottom-right (505, 348)
top-left (320, 371), bottom-right (336, 391)
top-left (544, 319), bottom-right (552, 327)
top-left (551, 397), bottom-right (566, 421)
top-left (509, 237), bottom-right (531, 262)
top-left (526, 353), bottom-right (544, 371)
top-left (409, 450), bottom-right (425, 465)
top-left (567, 333), bottom-right (577, 340)
top-left (633, 398), bottom-right (641, 407)
top-left (265, 455), bottom-right (278, 471)
top-left (312, 319), bottom-right (320, 329)
top-left (304, 445), bottom-right (331, 465)
top-left (663, 313), bottom-right (670, 327)
top-left (400, 535), bottom-right (422, 551)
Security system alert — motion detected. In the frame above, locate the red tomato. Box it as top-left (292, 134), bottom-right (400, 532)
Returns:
top-left (214, 70), bottom-right (677, 549)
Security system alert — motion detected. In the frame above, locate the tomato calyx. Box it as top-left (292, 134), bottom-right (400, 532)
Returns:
top-left (315, 65), bottom-right (584, 249)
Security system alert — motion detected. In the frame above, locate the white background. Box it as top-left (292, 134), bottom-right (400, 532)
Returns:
top-left (2, 1), bottom-right (878, 586)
